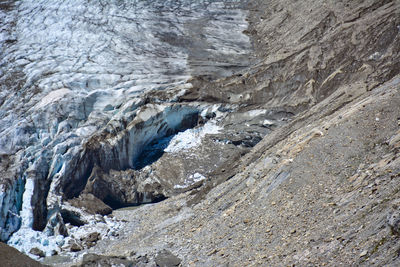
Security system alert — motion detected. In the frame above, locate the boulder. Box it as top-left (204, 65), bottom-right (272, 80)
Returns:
top-left (154, 249), bottom-right (181, 267)
top-left (75, 253), bottom-right (136, 267)
top-left (29, 247), bottom-right (45, 258)
top-left (80, 232), bottom-right (101, 248)
top-left (70, 242), bottom-right (83, 252)
top-left (68, 193), bottom-right (112, 216)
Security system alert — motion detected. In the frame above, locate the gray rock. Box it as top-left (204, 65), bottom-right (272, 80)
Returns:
top-left (44, 212), bottom-right (68, 237)
top-left (83, 166), bottom-right (165, 209)
top-left (29, 247), bottom-right (45, 258)
top-left (81, 232), bottom-right (101, 248)
top-left (70, 243), bottom-right (83, 252)
top-left (76, 253), bottom-right (136, 267)
top-left (60, 209), bottom-right (87, 227)
top-left (68, 193), bottom-right (112, 216)
top-left (155, 249), bottom-right (181, 267)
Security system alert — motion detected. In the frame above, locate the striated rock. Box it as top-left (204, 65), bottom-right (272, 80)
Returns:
top-left (183, 0), bottom-right (400, 113)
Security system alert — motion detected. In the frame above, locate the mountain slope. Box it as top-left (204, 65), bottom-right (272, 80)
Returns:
top-left (72, 0), bottom-right (400, 266)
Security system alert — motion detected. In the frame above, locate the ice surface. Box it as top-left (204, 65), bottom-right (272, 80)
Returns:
top-left (8, 215), bottom-right (124, 258)
top-left (35, 89), bottom-right (72, 109)
top-left (20, 178), bottom-right (34, 228)
top-left (8, 227), bottom-right (61, 257)
top-left (0, 178), bottom-right (23, 241)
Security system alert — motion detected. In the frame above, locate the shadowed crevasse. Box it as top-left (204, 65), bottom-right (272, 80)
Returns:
top-left (62, 105), bottom-right (199, 201)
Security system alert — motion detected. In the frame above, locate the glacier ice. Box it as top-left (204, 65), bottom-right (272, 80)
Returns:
top-left (0, 0), bottom-right (253, 258)
top-left (20, 178), bottom-right (34, 228)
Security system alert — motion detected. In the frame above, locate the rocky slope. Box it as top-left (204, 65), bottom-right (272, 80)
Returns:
top-left (0, 242), bottom-right (45, 267)
top-left (61, 0), bottom-right (399, 266)
top-left (1, 0), bottom-right (400, 266)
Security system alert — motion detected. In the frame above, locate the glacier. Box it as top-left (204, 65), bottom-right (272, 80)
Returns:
top-left (0, 0), bottom-right (253, 258)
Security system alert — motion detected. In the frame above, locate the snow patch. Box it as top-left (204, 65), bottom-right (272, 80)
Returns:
top-left (164, 122), bottom-right (221, 153)
top-left (263, 119), bottom-right (275, 126)
top-left (174, 173), bottom-right (206, 189)
top-left (35, 89), bottom-right (72, 109)
top-left (247, 109), bottom-right (268, 117)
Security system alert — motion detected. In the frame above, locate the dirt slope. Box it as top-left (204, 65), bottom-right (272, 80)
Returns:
top-left (0, 242), bottom-right (46, 267)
